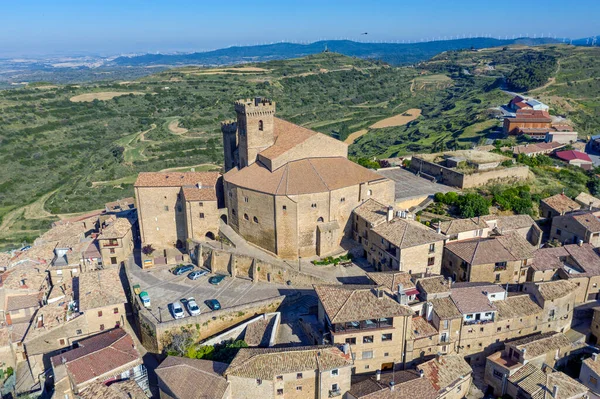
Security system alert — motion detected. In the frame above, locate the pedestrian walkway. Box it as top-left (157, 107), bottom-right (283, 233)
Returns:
top-left (216, 221), bottom-right (370, 284)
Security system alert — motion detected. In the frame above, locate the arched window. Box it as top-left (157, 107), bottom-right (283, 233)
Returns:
top-left (244, 213), bottom-right (249, 220)
top-left (253, 216), bottom-right (259, 223)
top-left (258, 120), bottom-right (264, 131)
top-left (317, 217), bottom-right (324, 223)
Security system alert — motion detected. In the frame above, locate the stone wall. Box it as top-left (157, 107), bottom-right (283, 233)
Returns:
top-left (135, 186), bottom-right (187, 248)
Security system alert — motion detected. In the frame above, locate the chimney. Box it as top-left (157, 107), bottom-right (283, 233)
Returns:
top-left (436, 225), bottom-right (442, 234)
top-left (197, 182), bottom-right (203, 189)
top-left (578, 239), bottom-right (583, 247)
top-left (419, 369), bottom-right (424, 378)
top-left (425, 302), bottom-right (433, 321)
top-left (397, 284), bottom-right (408, 305)
top-left (447, 277), bottom-right (452, 288)
top-left (389, 381), bottom-right (395, 391)
top-left (590, 202), bottom-right (594, 211)
top-left (376, 370), bottom-right (381, 381)
top-left (552, 385), bottom-right (559, 398)
top-left (387, 206), bottom-right (394, 222)
top-left (593, 353), bottom-right (599, 362)
top-left (342, 343), bottom-right (350, 355)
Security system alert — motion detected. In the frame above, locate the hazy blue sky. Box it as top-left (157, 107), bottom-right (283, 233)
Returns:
top-left (1, 0), bottom-right (598, 56)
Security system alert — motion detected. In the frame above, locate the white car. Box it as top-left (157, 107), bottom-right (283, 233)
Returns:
top-left (187, 298), bottom-right (201, 316)
top-left (171, 301), bottom-right (185, 319)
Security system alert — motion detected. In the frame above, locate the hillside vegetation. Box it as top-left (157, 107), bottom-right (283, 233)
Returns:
top-left (0, 45), bottom-right (598, 249)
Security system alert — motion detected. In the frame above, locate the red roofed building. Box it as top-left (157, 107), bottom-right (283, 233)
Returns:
top-left (51, 328), bottom-right (148, 398)
top-left (503, 109), bottom-right (553, 135)
top-left (555, 150), bottom-right (594, 170)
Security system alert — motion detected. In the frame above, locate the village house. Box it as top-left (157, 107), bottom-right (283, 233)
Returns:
top-left (222, 98), bottom-right (395, 259)
top-left (556, 150), bottom-right (594, 170)
top-left (575, 192), bottom-right (600, 211)
top-left (346, 369), bottom-right (438, 399)
top-left (51, 328), bottom-right (148, 398)
top-left (417, 354), bottom-right (473, 399)
top-left (503, 109), bottom-right (553, 136)
top-left (509, 142), bottom-right (565, 157)
top-left (134, 171), bottom-right (224, 251)
top-left (367, 271), bottom-right (420, 306)
top-left (97, 215), bottom-right (136, 267)
top-left (416, 275), bottom-right (453, 301)
top-left (503, 363), bottom-right (589, 399)
top-left (156, 356), bottom-right (230, 399)
top-left (438, 215), bottom-right (542, 246)
top-left (528, 243), bottom-right (600, 303)
top-left (78, 266), bottom-right (127, 333)
top-left (224, 345), bottom-right (353, 399)
top-left (540, 193), bottom-right (582, 219)
top-left (442, 233), bottom-right (536, 284)
top-left (437, 217), bottom-right (490, 242)
top-left (314, 284), bottom-right (413, 373)
top-left (550, 210), bottom-right (600, 247)
top-left (104, 197), bottom-right (135, 214)
top-left (579, 353), bottom-right (600, 395)
top-left (484, 332), bottom-right (575, 397)
top-left (522, 280), bottom-right (577, 334)
top-left (508, 96), bottom-right (550, 113)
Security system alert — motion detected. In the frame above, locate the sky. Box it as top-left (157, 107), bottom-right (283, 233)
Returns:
top-left (1, 0), bottom-right (599, 57)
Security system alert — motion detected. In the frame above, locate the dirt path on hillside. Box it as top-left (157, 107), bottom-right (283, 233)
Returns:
top-left (0, 190), bottom-right (57, 236)
top-left (344, 129), bottom-right (368, 144)
top-left (167, 119), bottom-right (188, 134)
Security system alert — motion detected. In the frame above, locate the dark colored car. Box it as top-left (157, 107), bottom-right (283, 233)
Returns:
top-left (188, 270), bottom-right (209, 280)
top-left (173, 264), bottom-right (194, 276)
top-left (208, 275), bottom-right (226, 285)
top-left (205, 299), bottom-right (221, 311)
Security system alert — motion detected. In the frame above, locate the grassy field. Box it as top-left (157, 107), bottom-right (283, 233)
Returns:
top-left (0, 47), bottom-right (599, 249)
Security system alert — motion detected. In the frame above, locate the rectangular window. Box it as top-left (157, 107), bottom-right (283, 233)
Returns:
top-left (332, 383), bottom-right (339, 391)
top-left (331, 369), bottom-right (339, 376)
top-left (362, 351), bottom-right (374, 359)
top-left (340, 197), bottom-right (345, 202)
top-left (256, 379), bottom-right (262, 385)
top-left (199, 213), bottom-right (205, 219)
top-left (59, 339), bottom-right (65, 345)
top-left (296, 373), bottom-right (302, 379)
top-left (590, 376), bottom-right (598, 386)
top-left (100, 324), bottom-right (105, 331)
top-left (296, 386), bottom-right (302, 391)
top-left (556, 229), bottom-right (562, 236)
top-left (363, 335), bottom-right (374, 344)
top-left (345, 337), bottom-right (356, 345)
top-left (109, 248), bottom-right (115, 254)
top-left (428, 257), bottom-right (435, 266)
top-left (244, 196), bottom-right (249, 203)
top-left (98, 311), bottom-right (103, 317)
top-left (113, 307), bottom-right (119, 314)
top-left (276, 375), bottom-right (283, 381)
top-left (199, 202), bottom-right (203, 207)
top-left (277, 389), bottom-right (283, 395)
top-left (76, 329), bottom-right (82, 335)
top-left (429, 243), bottom-right (435, 253)
top-left (283, 205), bottom-right (287, 211)
top-left (442, 320), bottom-right (449, 330)
top-left (164, 205), bottom-right (169, 211)
top-left (495, 273), bottom-right (501, 282)
top-left (381, 333), bottom-right (392, 341)
top-left (493, 370), bottom-right (504, 380)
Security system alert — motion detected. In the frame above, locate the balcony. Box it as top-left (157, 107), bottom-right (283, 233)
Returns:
top-left (103, 241), bottom-right (120, 248)
top-left (329, 389), bottom-right (342, 397)
top-left (463, 318), bottom-right (494, 326)
top-left (333, 318), bottom-right (393, 333)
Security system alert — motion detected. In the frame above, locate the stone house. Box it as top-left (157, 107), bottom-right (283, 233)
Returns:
top-left (528, 243), bottom-right (600, 303)
top-left (522, 280), bottom-right (577, 334)
top-left (315, 284), bottom-right (413, 373)
top-left (367, 271), bottom-right (420, 305)
top-left (224, 346), bottom-right (353, 399)
top-left (550, 210), bottom-right (600, 247)
top-left (78, 266), bottom-right (127, 333)
top-left (417, 354), bottom-right (473, 399)
top-left (540, 193), bottom-right (581, 220)
top-left (365, 213), bottom-right (446, 275)
top-left (97, 215), bottom-right (135, 266)
top-left (156, 356), bottom-right (230, 399)
top-left (504, 364), bottom-right (589, 399)
top-left (346, 369), bottom-right (438, 399)
top-left (416, 275), bottom-right (453, 301)
top-left (484, 332), bottom-right (574, 397)
top-left (442, 233), bottom-right (536, 284)
top-left (579, 353), bottom-right (600, 395)
top-left (4, 292), bottom-right (41, 325)
top-left (437, 217), bottom-right (490, 242)
top-left (51, 328), bottom-right (147, 398)
top-left (482, 215), bottom-right (543, 247)
top-left (135, 171), bottom-right (223, 251)
top-left (222, 98), bottom-right (394, 259)
top-left (575, 192), bottom-right (600, 211)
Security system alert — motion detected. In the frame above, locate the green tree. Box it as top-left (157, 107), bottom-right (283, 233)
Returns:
top-left (456, 193), bottom-right (490, 218)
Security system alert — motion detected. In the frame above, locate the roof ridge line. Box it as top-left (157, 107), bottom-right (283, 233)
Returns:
top-left (331, 289), bottom-right (355, 323)
top-left (66, 332), bottom-right (127, 363)
top-left (307, 158), bottom-right (330, 191)
top-left (275, 164), bottom-right (288, 195)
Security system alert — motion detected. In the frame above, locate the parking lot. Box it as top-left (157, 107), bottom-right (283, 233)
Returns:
top-left (126, 262), bottom-right (297, 323)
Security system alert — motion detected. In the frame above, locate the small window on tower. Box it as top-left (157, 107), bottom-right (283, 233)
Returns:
top-left (259, 120), bottom-right (264, 131)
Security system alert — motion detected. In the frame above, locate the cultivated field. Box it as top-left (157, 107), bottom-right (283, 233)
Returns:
top-left (69, 91), bottom-right (145, 102)
top-left (369, 108), bottom-right (422, 128)
top-left (344, 129), bottom-right (368, 144)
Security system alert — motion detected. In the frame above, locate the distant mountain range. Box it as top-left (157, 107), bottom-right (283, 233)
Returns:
top-left (112, 37), bottom-right (563, 67)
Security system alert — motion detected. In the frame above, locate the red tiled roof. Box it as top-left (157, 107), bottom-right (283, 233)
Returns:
top-left (51, 328), bottom-right (141, 386)
top-left (556, 150), bottom-right (592, 162)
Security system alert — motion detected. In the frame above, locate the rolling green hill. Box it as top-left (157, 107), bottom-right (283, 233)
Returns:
top-left (0, 45), bottom-right (598, 249)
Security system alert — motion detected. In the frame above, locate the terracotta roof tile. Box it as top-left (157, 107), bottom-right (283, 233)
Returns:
top-left (449, 283), bottom-right (502, 314)
top-left (134, 171), bottom-right (220, 188)
top-left (315, 285), bottom-right (413, 324)
top-left (371, 218), bottom-right (446, 249)
top-left (541, 194), bottom-right (581, 214)
top-left (354, 199), bottom-right (390, 225)
top-left (5, 293), bottom-right (41, 312)
top-left (79, 379), bottom-right (147, 399)
top-left (348, 370), bottom-right (438, 399)
top-left (509, 332), bottom-right (572, 360)
top-left (575, 192), bottom-right (600, 209)
top-left (438, 218), bottom-right (488, 236)
top-left (571, 211), bottom-right (600, 232)
top-left (225, 346), bottom-right (352, 380)
top-left (417, 355), bottom-right (472, 392)
top-left (495, 295), bottom-right (541, 320)
top-left (98, 217), bottom-right (132, 240)
top-left (534, 280), bottom-right (578, 301)
top-left (78, 267), bottom-right (126, 311)
top-left (156, 356), bottom-right (229, 399)
top-left (417, 276), bottom-right (451, 296)
top-left (258, 117), bottom-right (320, 159)
top-left (182, 185), bottom-right (218, 202)
top-left (430, 297), bottom-right (462, 319)
top-left (411, 316), bottom-right (438, 339)
top-left (444, 233), bottom-right (534, 265)
top-left (367, 271), bottom-right (416, 293)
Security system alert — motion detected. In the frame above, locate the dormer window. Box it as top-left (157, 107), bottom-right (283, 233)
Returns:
top-left (259, 120), bottom-right (264, 131)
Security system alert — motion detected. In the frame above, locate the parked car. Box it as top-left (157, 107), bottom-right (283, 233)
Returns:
top-left (187, 298), bottom-right (201, 316)
top-left (208, 275), bottom-right (226, 285)
top-left (188, 270), bottom-right (209, 280)
top-left (139, 291), bottom-right (151, 308)
top-left (205, 299), bottom-right (221, 311)
top-left (173, 264), bottom-right (194, 276)
top-left (171, 301), bottom-right (185, 319)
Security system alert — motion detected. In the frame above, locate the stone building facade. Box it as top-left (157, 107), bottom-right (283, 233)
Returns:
top-left (222, 98), bottom-right (394, 259)
top-left (135, 172), bottom-right (223, 250)
top-left (97, 216), bottom-right (135, 266)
